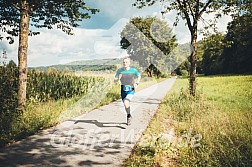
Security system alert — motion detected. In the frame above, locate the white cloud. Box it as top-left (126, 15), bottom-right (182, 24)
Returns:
top-left (27, 28), bottom-right (104, 66)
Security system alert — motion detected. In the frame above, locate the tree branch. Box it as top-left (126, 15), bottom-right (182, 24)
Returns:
top-left (176, 0), bottom-right (193, 32)
top-left (187, 1), bottom-right (195, 21)
top-left (195, 0), bottom-right (200, 19)
top-left (11, 3), bottom-right (20, 10)
top-left (199, 0), bottom-right (213, 18)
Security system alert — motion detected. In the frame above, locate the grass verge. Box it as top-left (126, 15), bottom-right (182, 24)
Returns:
top-left (122, 75), bottom-right (252, 166)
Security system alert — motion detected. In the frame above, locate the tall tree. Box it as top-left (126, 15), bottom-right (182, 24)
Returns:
top-left (133, 0), bottom-right (241, 96)
top-left (121, 17), bottom-right (177, 76)
top-left (0, 0), bottom-right (99, 110)
top-left (202, 33), bottom-right (225, 75)
top-left (222, 12), bottom-right (252, 73)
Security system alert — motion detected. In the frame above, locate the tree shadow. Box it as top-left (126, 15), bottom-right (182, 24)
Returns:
top-left (132, 97), bottom-right (161, 105)
top-left (0, 126), bottom-right (135, 166)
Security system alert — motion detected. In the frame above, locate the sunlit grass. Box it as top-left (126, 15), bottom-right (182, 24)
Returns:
top-left (122, 75), bottom-right (252, 166)
top-left (197, 75), bottom-right (252, 112)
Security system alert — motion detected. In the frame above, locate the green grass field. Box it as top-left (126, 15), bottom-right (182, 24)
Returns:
top-left (122, 75), bottom-right (252, 166)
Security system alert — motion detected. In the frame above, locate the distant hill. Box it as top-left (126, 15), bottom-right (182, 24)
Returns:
top-left (29, 58), bottom-right (123, 72)
top-left (66, 58), bottom-right (122, 66)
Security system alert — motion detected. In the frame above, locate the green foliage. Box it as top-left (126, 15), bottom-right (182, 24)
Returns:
top-left (200, 13), bottom-right (252, 75)
top-left (133, 0), bottom-right (242, 32)
top-left (180, 70), bottom-right (189, 77)
top-left (99, 84), bottom-right (120, 106)
top-left (26, 70), bottom-right (104, 103)
top-left (196, 40), bottom-right (205, 74)
top-left (0, 0), bottom-right (99, 42)
top-left (202, 33), bottom-right (226, 75)
top-left (174, 42), bottom-right (202, 76)
top-left (30, 64), bottom-right (117, 72)
top-left (81, 65), bottom-right (116, 71)
top-left (0, 61), bottom-right (18, 136)
top-left (222, 13), bottom-right (252, 74)
top-left (0, 61), bottom-right (18, 112)
top-left (121, 17), bottom-right (177, 74)
top-left (159, 73), bottom-right (169, 78)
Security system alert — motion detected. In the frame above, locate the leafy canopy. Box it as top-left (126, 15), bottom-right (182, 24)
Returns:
top-left (0, 0), bottom-right (99, 43)
top-left (121, 17), bottom-right (178, 74)
top-left (133, 0), bottom-right (247, 32)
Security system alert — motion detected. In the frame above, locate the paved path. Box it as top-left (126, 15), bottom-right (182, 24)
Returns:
top-left (0, 77), bottom-right (176, 167)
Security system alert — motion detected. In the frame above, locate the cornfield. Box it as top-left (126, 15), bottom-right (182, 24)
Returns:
top-left (26, 70), bottom-right (104, 103)
top-left (0, 61), bottom-right (106, 135)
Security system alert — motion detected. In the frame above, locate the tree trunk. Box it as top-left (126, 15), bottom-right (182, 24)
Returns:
top-left (189, 25), bottom-right (197, 96)
top-left (17, 0), bottom-right (30, 110)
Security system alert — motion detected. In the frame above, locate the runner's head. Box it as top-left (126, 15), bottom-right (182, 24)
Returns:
top-left (123, 56), bottom-right (130, 69)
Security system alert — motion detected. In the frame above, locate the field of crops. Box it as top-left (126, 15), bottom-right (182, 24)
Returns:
top-left (0, 64), bottom-right (108, 146)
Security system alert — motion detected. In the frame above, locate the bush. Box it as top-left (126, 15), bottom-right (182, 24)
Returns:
top-left (180, 70), bottom-right (189, 76)
top-left (0, 61), bottom-right (19, 136)
top-left (160, 73), bottom-right (169, 78)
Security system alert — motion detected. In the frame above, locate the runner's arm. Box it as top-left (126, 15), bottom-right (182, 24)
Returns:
top-left (134, 75), bottom-right (141, 88)
top-left (114, 74), bottom-right (122, 83)
top-left (136, 75), bottom-right (141, 84)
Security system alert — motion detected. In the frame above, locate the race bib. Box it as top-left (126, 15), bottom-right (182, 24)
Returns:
top-left (122, 85), bottom-right (133, 91)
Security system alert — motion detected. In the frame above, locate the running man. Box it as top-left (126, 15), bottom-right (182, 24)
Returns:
top-left (114, 56), bottom-right (141, 125)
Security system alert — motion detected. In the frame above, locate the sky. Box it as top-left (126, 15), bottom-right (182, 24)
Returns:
top-left (0, 0), bottom-right (232, 67)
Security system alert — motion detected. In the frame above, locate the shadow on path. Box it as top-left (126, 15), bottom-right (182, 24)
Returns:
top-left (73, 119), bottom-right (127, 129)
